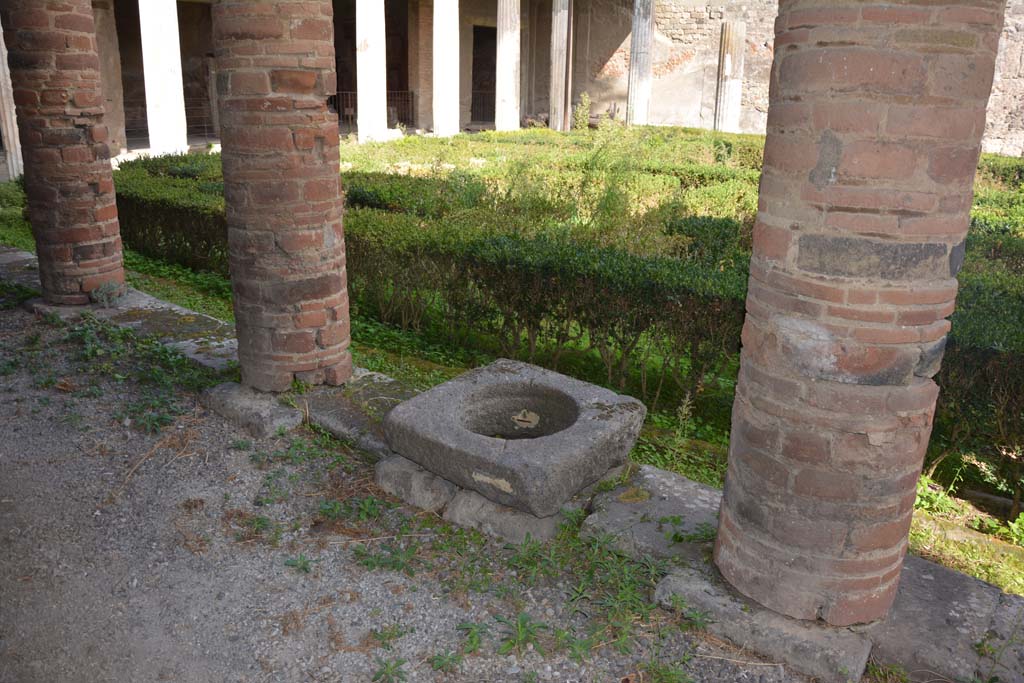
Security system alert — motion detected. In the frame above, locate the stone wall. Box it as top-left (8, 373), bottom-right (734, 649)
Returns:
top-left (558, 0), bottom-right (1023, 155)
top-left (565, 0), bottom-right (776, 131)
top-left (984, 0), bottom-right (1024, 156)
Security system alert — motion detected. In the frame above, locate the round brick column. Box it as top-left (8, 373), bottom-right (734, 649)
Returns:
top-left (212, 0), bottom-right (352, 393)
top-left (1, 1), bottom-right (124, 305)
top-left (715, 0), bottom-right (1005, 626)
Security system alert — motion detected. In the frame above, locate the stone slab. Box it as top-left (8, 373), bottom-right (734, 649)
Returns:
top-left (384, 359), bottom-right (646, 517)
top-left (861, 555), bottom-right (1024, 683)
top-left (0, 248), bottom-right (42, 289)
top-left (375, 455), bottom-right (457, 513)
top-left (442, 488), bottom-right (564, 544)
top-left (21, 285), bottom-right (237, 372)
top-left (200, 382), bottom-right (303, 440)
top-left (302, 368), bottom-right (417, 459)
top-left (655, 567), bottom-right (872, 683)
top-left (984, 592), bottom-right (1024, 682)
top-left (582, 465), bottom-right (721, 564)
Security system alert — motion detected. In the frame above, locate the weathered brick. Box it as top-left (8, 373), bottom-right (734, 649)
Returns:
top-left (0, 0), bottom-right (124, 305)
top-left (214, 0), bottom-right (352, 393)
top-left (717, 0), bottom-right (1002, 627)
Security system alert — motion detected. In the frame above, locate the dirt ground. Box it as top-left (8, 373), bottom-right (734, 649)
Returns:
top-left (0, 305), bottom-right (804, 683)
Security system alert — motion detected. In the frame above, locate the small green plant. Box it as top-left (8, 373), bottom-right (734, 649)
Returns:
top-left (429, 651), bottom-right (462, 673)
top-left (668, 595), bottom-right (711, 631)
top-left (319, 495), bottom-right (391, 522)
top-left (1008, 513), bottom-right (1024, 546)
top-left (456, 621), bottom-right (489, 655)
top-left (506, 535), bottom-right (557, 585)
top-left (572, 92), bottom-right (592, 130)
top-left (915, 475), bottom-right (966, 516)
top-left (89, 280), bottom-right (124, 308)
top-left (284, 554), bottom-right (315, 574)
top-left (641, 659), bottom-right (693, 683)
top-left (864, 661), bottom-right (910, 683)
top-left (353, 542), bottom-right (419, 576)
top-left (495, 612), bottom-right (548, 656)
top-left (371, 623), bottom-right (411, 650)
top-left (659, 517), bottom-right (717, 544)
top-left (371, 657), bottom-right (407, 683)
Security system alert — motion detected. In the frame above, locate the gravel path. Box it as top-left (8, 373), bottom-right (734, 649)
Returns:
top-left (0, 306), bottom-right (807, 683)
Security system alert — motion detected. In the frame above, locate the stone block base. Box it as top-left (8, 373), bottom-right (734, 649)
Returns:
top-left (200, 382), bottom-right (303, 440)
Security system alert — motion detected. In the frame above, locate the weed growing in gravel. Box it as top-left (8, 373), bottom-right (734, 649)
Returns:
top-left (370, 656), bottom-right (407, 683)
top-left (370, 624), bottom-right (412, 651)
top-left (353, 542), bottom-right (420, 576)
top-left (284, 554), bottom-right (315, 574)
top-left (456, 621), bottom-right (489, 655)
top-left (864, 661), bottom-right (910, 683)
top-left (641, 659), bottom-right (694, 683)
top-left (0, 280), bottom-right (36, 310)
top-left (505, 534), bottom-right (558, 585)
top-left (495, 612), bottom-right (548, 656)
top-left (429, 651), bottom-right (463, 673)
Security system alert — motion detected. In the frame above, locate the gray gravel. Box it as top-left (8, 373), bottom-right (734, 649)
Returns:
top-left (0, 307), bottom-right (808, 683)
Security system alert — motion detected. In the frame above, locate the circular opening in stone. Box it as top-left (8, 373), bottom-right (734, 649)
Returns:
top-left (463, 383), bottom-right (579, 440)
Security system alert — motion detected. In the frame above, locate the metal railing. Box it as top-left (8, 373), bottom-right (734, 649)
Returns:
top-left (123, 97), bottom-right (219, 147)
top-left (330, 90), bottom-right (416, 129)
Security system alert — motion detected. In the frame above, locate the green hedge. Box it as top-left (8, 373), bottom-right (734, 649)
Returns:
top-left (114, 158), bottom-right (227, 274)
top-left (98, 146), bottom-right (1024, 413)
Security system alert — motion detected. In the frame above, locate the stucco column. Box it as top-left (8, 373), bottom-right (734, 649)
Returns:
top-left (625, 0), bottom-right (654, 126)
top-left (548, 0), bottom-right (569, 131)
top-left (713, 21), bottom-right (745, 134)
top-left (139, 0), bottom-right (188, 155)
top-left (1, 1), bottom-right (124, 305)
top-left (715, 0), bottom-right (1006, 626)
top-left (432, 0), bottom-right (460, 137)
top-left (495, 0), bottom-right (521, 132)
top-left (0, 21), bottom-right (23, 178)
top-left (356, 0), bottom-right (388, 143)
top-left (212, 0), bottom-right (352, 392)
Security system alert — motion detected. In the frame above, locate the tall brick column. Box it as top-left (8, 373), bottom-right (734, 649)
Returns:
top-left (212, 0), bottom-right (352, 393)
top-left (1, 1), bottom-right (124, 305)
top-left (715, 0), bottom-right (1005, 626)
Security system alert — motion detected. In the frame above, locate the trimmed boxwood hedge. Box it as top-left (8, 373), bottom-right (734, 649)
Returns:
top-left (104, 146), bottom-right (1024, 428)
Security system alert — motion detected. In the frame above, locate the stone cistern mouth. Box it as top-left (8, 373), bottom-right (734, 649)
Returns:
top-left (462, 382), bottom-right (579, 440)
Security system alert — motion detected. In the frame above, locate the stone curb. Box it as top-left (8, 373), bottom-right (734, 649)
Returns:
top-left (199, 382), bottom-right (303, 440)
top-left (655, 568), bottom-right (872, 683)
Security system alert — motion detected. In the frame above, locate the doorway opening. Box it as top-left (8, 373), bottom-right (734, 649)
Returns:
top-left (470, 25), bottom-right (496, 123)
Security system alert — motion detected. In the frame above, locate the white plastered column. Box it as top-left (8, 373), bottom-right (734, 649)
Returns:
top-left (356, 0), bottom-right (389, 143)
top-left (548, 0), bottom-right (569, 132)
top-left (0, 19), bottom-right (23, 178)
top-left (713, 21), bottom-right (746, 134)
top-left (139, 0), bottom-right (188, 155)
top-left (432, 0), bottom-right (460, 137)
top-left (626, 0), bottom-right (654, 126)
top-left (495, 0), bottom-right (521, 132)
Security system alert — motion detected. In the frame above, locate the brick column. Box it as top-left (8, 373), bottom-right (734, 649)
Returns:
top-left (1, 1), bottom-right (124, 305)
top-left (212, 0), bottom-right (352, 393)
top-left (715, 0), bottom-right (1005, 626)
